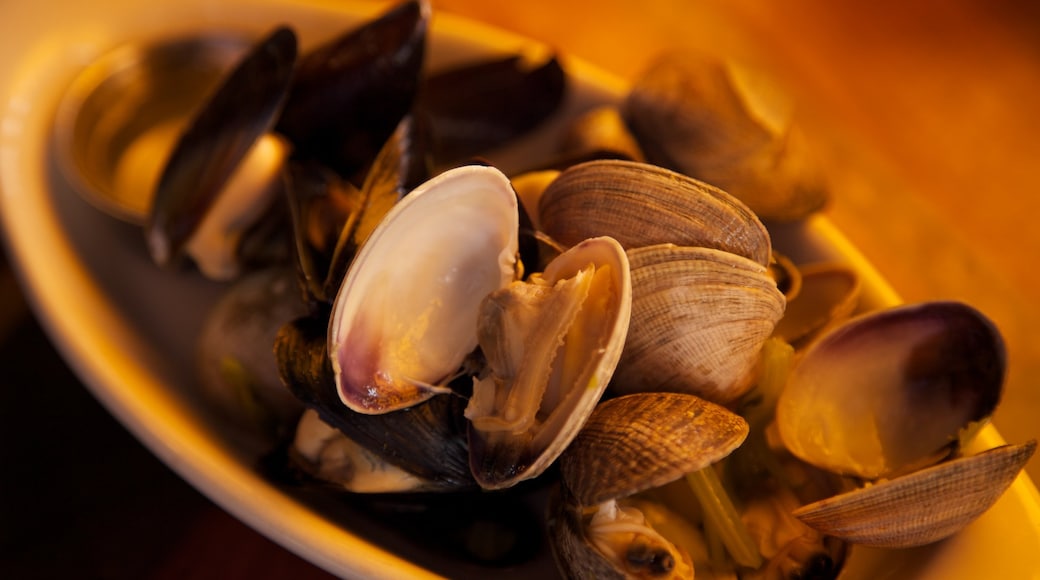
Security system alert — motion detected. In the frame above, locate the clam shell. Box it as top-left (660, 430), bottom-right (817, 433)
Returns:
top-left (466, 236), bottom-right (631, 489)
top-left (327, 164), bottom-right (519, 414)
top-left (794, 441), bottom-right (1037, 548)
top-left (777, 301), bottom-right (1006, 480)
top-left (559, 392), bottom-right (748, 507)
top-left (611, 244), bottom-right (786, 405)
top-left (622, 52), bottom-right (827, 222)
top-left (537, 159), bottom-right (771, 267)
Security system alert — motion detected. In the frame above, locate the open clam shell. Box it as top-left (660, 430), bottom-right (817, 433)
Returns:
top-left (611, 244), bottom-right (786, 405)
top-left (793, 441), bottom-right (1037, 548)
top-left (466, 236), bottom-right (632, 489)
top-left (777, 300), bottom-right (1006, 480)
top-left (327, 164), bottom-right (519, 414)
top-left (537, 159), bottom-right (772, 266)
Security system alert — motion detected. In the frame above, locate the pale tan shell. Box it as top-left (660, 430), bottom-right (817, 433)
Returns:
top-left (794, 441), bottom-right (1036, 548)
top-left (559, 392), bottom-right (748, 507)
top-left (622, 52), bottom-right (827, 222)
top-left (537, 159), bottom-right (772, 267)
top-left (611, 244), bottom-right (786, 405)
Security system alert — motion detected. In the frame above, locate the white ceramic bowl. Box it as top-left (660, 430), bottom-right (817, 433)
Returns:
top-left (1, 1), bottom-right (1038, 578)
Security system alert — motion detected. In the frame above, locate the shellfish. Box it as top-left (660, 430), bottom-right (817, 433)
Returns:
top-left (611, 244), bottom-right (786, 405)
top-left (776, 300), bottom-right (1035, 548)
top-left (622, 51), bottom-right (828, 222)
top-left (548, 392), bottom-right (749, 579)
top-left (327, 164), bottom-right (520, 415)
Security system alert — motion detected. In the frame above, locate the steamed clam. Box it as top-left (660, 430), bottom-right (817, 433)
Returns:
top-left (622, 51), bottom-right (828, 222)
top-left (776, 300), bottom-right (1036, 548)
top-left (538, 159), bottom-right (772, 266)
top-left (548, 392), bottom-right (749, 579)
top-left (327, 164), bottom-right (520, 415)
top-left (289, 162), bottom-right (633, 491)
top-left (467, 235), bottom-right (631, 489)
top-left (611, 244), bottom-right (786, 405)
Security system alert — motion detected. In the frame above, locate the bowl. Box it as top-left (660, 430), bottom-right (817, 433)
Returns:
top-left (1, 0), bottom-right (1038, 578)
top-left (53, 32), bottom-right (248, 223)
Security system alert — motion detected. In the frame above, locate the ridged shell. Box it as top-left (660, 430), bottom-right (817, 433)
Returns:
top-left (537, 159), bottom-right (771, 267)
top-left (611, 244), bottom-right (786, 405)
top-left (622, 52), bottom-right (827, 222)
top-left (794, 441), bottom-right (1036, 548)
top-left (559, 392), bottom-right (748, 507)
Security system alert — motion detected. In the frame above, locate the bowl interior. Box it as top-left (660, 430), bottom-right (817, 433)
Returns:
top-left (54, 32), bottom-right (248, 223)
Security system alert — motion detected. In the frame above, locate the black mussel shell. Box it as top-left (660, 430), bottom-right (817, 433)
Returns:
top-left (145, 26), bottom-right (297, 268)
top-left (419, 52), bottom-right (567, 165)
top-left (275, 0), bottom-right (429, 180)
top-left (275, 314), bottom-right (475, 490)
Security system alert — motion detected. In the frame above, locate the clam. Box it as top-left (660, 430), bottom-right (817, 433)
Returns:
top-left (467, 235), bottom-right (631, 489)
top-left (327, 164), bottom-right (519, 414)
top-left (548, 392), bottom-right (749, 579)
top-left (610, 244), bottom-right (786, 405)
top-left (538, 159), bottom-right (772, 267)
top-left (622, 51), bottom-right (827, 222)
top-left (293, 162), bottom-right (633, 491)
top-left (776, 300), bottom-right (1033, 547)
top-left (793, 441), bottom-right (1036, 548)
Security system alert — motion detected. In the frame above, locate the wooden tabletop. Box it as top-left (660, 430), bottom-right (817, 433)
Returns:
top-left (4, 1), bottom-right (1039, 578)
